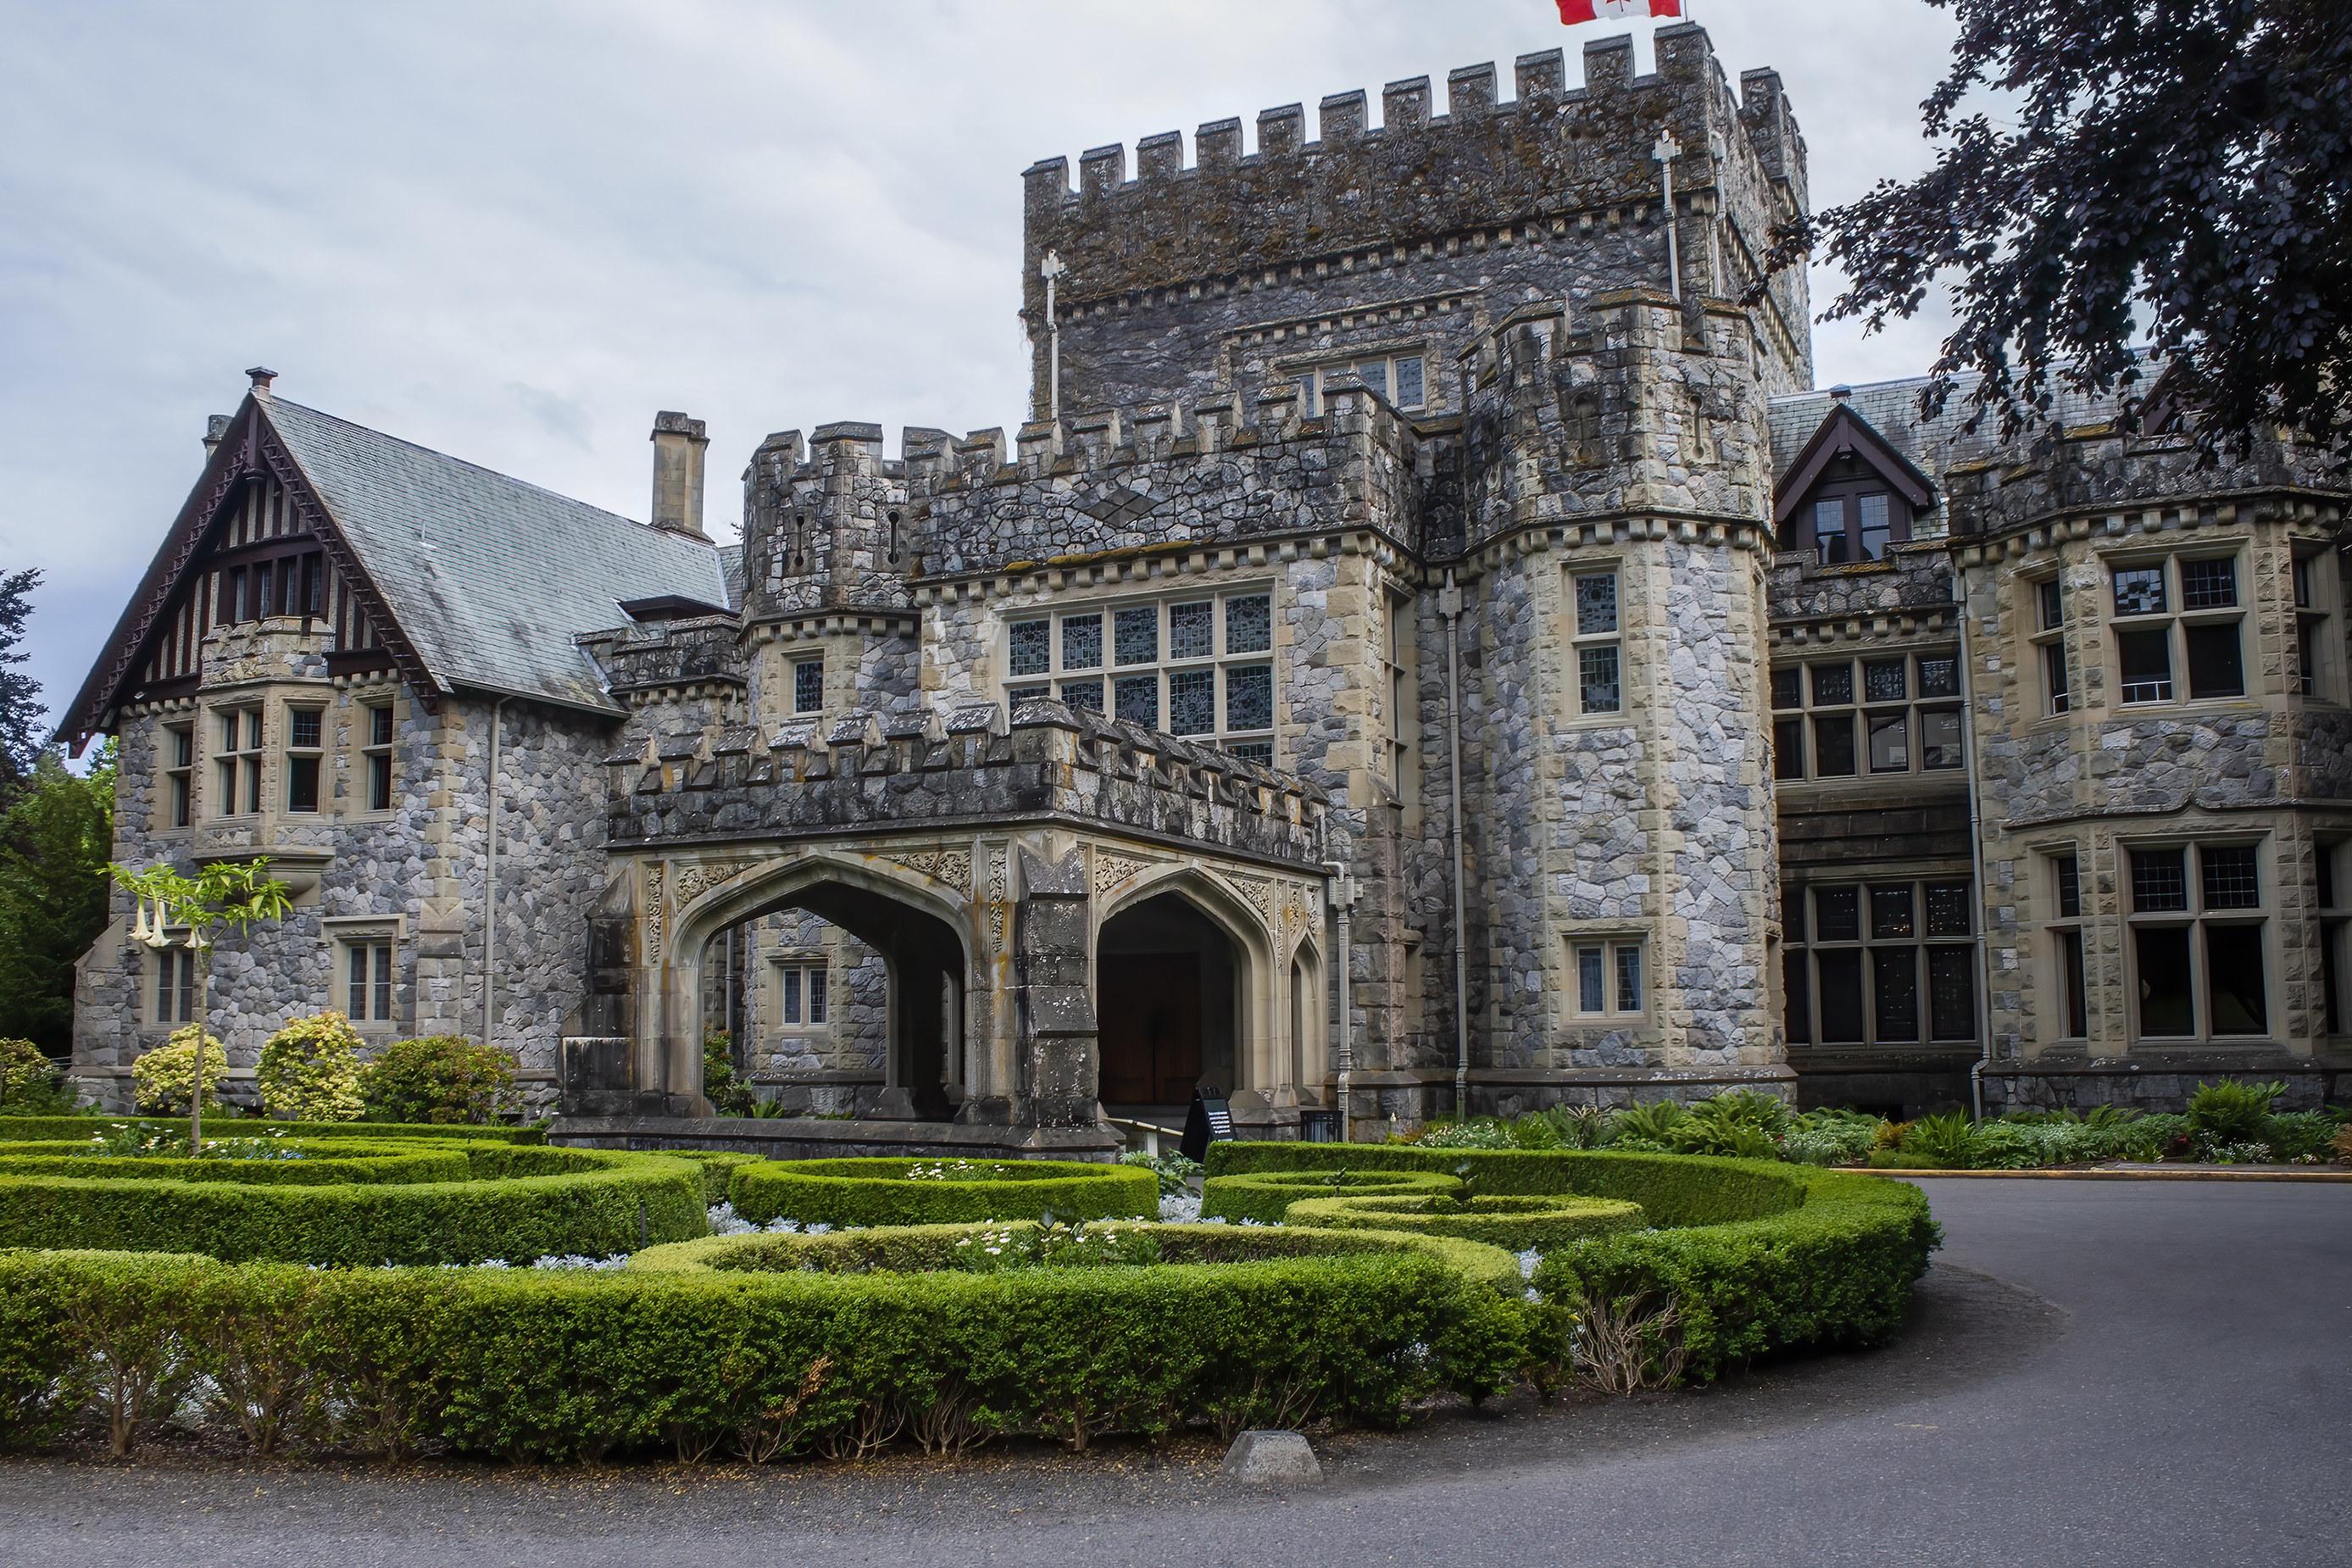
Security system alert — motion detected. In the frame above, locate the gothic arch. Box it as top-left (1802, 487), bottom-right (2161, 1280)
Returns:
top-left (1093, 863), bottom-right (1291, 1101)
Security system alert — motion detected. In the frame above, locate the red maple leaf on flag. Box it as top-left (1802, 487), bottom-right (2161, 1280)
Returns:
top-left (1558, 0), bottom-right (1682, 22)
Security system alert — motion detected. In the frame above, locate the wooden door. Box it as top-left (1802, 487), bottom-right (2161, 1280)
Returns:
top-left (1097, 954), bottom-right (1201, 1104)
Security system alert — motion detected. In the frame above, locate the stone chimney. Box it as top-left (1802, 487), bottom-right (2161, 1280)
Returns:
top-left (649, 412), bottom-right (709, 539)
top-left (202, 414), bottom-right (232, 455)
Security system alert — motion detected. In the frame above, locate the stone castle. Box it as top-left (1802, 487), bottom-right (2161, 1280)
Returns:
top-left (60, 23), bottom-right (2351, 1145)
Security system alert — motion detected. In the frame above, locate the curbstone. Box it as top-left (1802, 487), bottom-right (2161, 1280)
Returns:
top-left (1221, 1429), bottom-right (1322, 1484)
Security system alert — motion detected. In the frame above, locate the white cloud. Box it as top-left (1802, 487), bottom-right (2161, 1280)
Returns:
top-left (0, 0), bottom-right (1963, 731)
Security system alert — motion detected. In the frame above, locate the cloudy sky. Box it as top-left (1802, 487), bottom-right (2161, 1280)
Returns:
top-left (0, 0), bottom-right (1963, 737)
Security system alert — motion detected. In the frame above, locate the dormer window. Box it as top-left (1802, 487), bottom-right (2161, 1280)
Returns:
top-left (1798, 481), bottom-right (1905, 564)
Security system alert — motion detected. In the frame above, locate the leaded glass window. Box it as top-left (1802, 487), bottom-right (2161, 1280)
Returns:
top-left (1115, 607), bottom-right (1159, 665)
top-left (1226, 595), bottom-right (1271, 653)
top-left (1168, 669), bottom-right (1215, 734)
top-left (1009, 620), bottom-right (1050, 676)
top-left (1169, 601), bottom-right (1214, 659)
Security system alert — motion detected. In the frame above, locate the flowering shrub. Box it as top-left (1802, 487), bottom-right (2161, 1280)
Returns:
top-left (904, 1159), bottom-right (1018, 1182)
top-left (948, 1215), bottom-right (1164, 1271)
top-left (131, 1026), bottom-right (228, 1115)
top-left (256, 1013), bottom-right (366, 1122)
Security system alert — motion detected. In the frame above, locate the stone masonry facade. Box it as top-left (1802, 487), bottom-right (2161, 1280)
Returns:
top-left (64, 22), bottom-right (2349, 1128)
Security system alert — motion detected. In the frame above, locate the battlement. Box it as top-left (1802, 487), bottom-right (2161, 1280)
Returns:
top-left (605, 698), bottom-right (1328, 870)
top-left (1022, 25), bottom-right (1801, 310)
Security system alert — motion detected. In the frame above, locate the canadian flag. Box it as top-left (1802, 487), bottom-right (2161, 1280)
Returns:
top-left (1559, 0), bottom-right (1682, 21)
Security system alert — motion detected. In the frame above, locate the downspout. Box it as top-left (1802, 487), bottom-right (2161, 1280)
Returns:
top-left (1957, 582), bottom-right (1994, 1120)
top-left (1443, 572), bottom-right (1471, 1120)
top-left (484, 696), bottom-right (506, 1050)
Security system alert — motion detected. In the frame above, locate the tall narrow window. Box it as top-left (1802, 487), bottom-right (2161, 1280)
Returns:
top-left (215, 709), bottom-right (262, 817)
top-left (361, 705), bottom-right (394, 812)
top-left (285, 708), bottom-right (323, 813)
top-left (343, 941), bottom-right (396, 1023)
top-left (2044, 642), bottom-right (2072, 714)
top-left (1571, 570), bottom-right (1621, 715)
top-left (164, 725), bottom-right (193, 827)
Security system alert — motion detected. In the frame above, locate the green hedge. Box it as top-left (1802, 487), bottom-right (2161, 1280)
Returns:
top-left (730, 1157), bottom-right (1157, 1228)
top-left (0, 1243), bottom-right (1504, 1459)
top-left (655, 1150), bottom-right (767, 1205)
top-left (1200, 1169), bottom-right (1462, 1225)
top-left (634, 1220), bottom-right (1525, 1292)
top-left (1282, 1191), bottom-right (1647, 1253)
top-left (0, 1139), bottom-right (470, 1187)
top-left (0, 1117), bottom-right (542, 1146)
top-left (0, 1144), bottom-right (706, 1265)
top-left (1206, 1142), bottom-right (1938, 1382)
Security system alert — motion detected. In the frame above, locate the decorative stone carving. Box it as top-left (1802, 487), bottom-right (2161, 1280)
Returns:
top-left (883, 847), bottom-right (975, 893)
top-left (1093, 853), bottom-right (1148, 895)
top-left (644, 864), bottom-right (665, 966)
top-left (673, 859), bottom-right (761, 904)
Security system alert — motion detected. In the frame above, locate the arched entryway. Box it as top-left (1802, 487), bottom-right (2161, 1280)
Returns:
top-left (668, 857), bottom-right (970, 1121)
top-left (1096, 891), bottom-right (1240, 1118)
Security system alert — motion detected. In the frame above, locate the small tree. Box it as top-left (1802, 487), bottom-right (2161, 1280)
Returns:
top-left (0, 1036), bottom-right (79, 1115)
top-left (108, 858), bottom-right (292, 1148)
top-left (256, 1011), bottom-right (367, 1122)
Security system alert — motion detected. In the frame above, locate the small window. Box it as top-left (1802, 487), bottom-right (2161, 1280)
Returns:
top-left (1114, 607), bottom-right (1158, 666)
top-left (2131, 848), bottom-right (2188, 913)
top-left (2055, 854), bottom-right (2082, 920)
top-left (2038, 579), bottom-right (2065, 631)
top-left (1225, 595), bottom-right (1271, 654)
top-left (1571, 571), bottom-right (1622, 716)
top-left (1771, 716), bottom-right (1804, 781)
top-left (1810, 662), bottom-right (1854, 706)
top-left (793, 658), bottom-right (824, 714)
top-left (2180, 558), bottom-right (2237, 609)
top-left (1578, 646), bottom-right (1621, 715)
top-left (1920, 709), bottom-right (1964, 770)
top-left (2044, 641), bottom-right (2072, 714)
top-left (2117, 628), bottom-right (2173, 703)
top-left (1815, 887), bottom-right (1861, 942)
top-left (1574, 573), bottom-right (1618, 636)
top-left (345, 942), bottom-right (396, 1024)
top-left (1867, 710), bottom-right (1909, 773)
top-left (1169, 602), bottom-right (1215, 660)
top-left (2056, 927), bottom-right (2089, 1037)
top-left (155, 948), bottom-right (194, 1024)
top-left (1771, 668), bottom-right (1802, 709)
top-left (1571, 940), bottom-right (1645, 1016)
top-left (1863, 659), bottom-right (1907, 703)
top-left (1061, 613), bottom-right (1104, 670)
top-left (2184, 622), bottom-right (2244, 698)
top-left (1918, 657), bottom-right (1960, 699)
top-left (1114, 674), bottom-right (1159, 728)
top-left (1060, 678), bottom-right (1104, 712)
top-left (164, 724), bottom-right (194, 828)
top-left (285, 707), bottom-right (324, 813)
top-left (1871, 886), bottom-right (1915, 941)
top-left (1856, 492), bottom-right (1892, 561)
top-left (776, 961), bottom-right (829, 1026)
top-left (2114, 565), bottom-right (2167, 617)
top-left (1168, 669), bottom-right (1215, 734)
top-left (1226, 665), bottom-right (1274, 732)
top-left (1813, 713), bottom-right (1856, 776)
top-left (1008, 621), bottom-right (1050, 677)
top-left (2199, 845), bottom-right (2260, 909)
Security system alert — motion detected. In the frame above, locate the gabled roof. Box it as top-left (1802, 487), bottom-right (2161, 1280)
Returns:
top-left (62, 390), bottom-right (730, 746)
top-left (1770, 399), bottom-right (1938, 525)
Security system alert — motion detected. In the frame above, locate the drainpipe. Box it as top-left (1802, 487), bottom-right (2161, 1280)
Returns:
top-left (484, 697), bottom-right (507, 1049)
top-left (1958, 590), bottom-right (1994, 1120)
top-left (1652, 131), bottom-right (1683, 303)
top-left (1323, 860), bottom-right (1357, 1142)
top-left (1443, 572), bottom-right (1471, 1121)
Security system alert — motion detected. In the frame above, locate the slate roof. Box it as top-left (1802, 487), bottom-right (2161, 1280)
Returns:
top-left (1766, 368), bottom-right (2143, 485)
top-left (262, 396), bottom-right (728, 712)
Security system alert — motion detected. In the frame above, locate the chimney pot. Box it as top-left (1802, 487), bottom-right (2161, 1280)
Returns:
top-left (246, 366), bottom-right (277, 398)
top-left (1829, 384), bottom-right (1852, 402)
top-left (649, 411), bottom-right (710, 539)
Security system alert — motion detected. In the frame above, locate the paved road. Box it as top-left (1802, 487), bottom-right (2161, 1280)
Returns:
top-left (3, 1181), bottom-right (2344, 1568)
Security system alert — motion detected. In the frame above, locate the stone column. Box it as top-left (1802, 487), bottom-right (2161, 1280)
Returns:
top-left (1011, 845), bottom-right (1098, 1126)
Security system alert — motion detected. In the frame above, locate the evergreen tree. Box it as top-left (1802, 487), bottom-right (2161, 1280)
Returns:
top-left (0, 569), bottom-right (46, 796)
top-left (0, 743), bottom-right (115, 1054)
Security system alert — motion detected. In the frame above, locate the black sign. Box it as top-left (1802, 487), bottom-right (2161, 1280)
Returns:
top-left (1180, 1087), bottom-right (1232, 1162)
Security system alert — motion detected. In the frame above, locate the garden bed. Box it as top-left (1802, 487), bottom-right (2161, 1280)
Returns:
top-left (0, 1143), bottom-right (706, 1265)
top-left (729, 1156), bottom-right (1157, 1228)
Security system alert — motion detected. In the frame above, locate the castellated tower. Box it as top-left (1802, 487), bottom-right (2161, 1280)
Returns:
top-left (1021, 25), bottom-right (1811, 419)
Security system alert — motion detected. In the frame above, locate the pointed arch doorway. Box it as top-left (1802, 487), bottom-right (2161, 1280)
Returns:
top-left (1095, 891), bottom-right (1239, 1118)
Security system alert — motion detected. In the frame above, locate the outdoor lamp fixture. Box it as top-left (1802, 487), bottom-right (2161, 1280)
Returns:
top-left (1040, 249), bottom-right (1068, 422)
top-left (1652, 131), bottom-right (1683, 303)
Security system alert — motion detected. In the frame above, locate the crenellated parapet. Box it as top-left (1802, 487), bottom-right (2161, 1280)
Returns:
top-left (1451, 287), bottom-right (1776, 563)
top-left (1018, 23), bottom-right (1812, 419)
top-left (604, 698), bottom-right (1328, 871)
top-left (1943, 427), bottom-right (2345, 550)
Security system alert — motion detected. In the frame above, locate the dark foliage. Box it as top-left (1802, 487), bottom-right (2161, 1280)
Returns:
top-left (0, 746), bottom-right (114, 1054)
top-left (0, 570), bottom-right (42, 790)
top-left (1765, 0), bottom-right (2350, 464)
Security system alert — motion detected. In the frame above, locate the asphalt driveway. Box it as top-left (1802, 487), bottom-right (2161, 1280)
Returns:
top-left (2, 1180), bottom-right (2344, 1568)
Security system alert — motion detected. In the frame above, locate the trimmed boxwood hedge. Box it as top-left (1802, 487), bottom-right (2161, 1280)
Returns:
top-left (0, 1117), bottom-right (542, 1146)
top-left (0, 1139), bottom-right (471, 1187)
top-left (0, 1243), bottom-right (1506, 1459)
top-left (1282, 1191), bottom-right (1647, 1253)
top-left (730, 1157), bottom-right (1157, 1228)
top-left (1200, 1169), bottom-right (1463, 1225)
top-left (0, 1144), bottom-right (707, 1265)
top-left (634, 1219), bottom-right (1525, 1292)
top-left (1205, 1142), bottom-right (1939, 1381)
